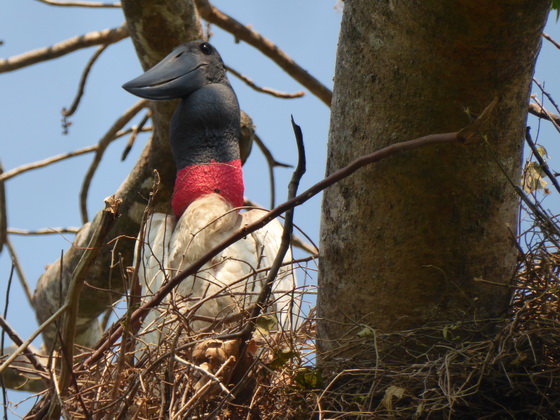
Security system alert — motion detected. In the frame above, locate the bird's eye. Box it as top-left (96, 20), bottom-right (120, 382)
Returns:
top-left (199, 43), bottom-right (213, 55)
top-left (175, 52), bottom-right (184, 59)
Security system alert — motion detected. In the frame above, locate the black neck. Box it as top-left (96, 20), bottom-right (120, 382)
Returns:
top-left (170, 83), bottom-right (241, 170)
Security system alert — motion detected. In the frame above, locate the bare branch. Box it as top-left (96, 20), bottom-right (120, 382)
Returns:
top-left (62, 44), bottom-right (109, 122)
top-left (35, 0), bottom-right (121, 7)
top-left (0, 24), bottom-right (128, 73)
top-left (121, 110), bottom-right (152, 161)
top-left (0, 163), bottom-right (5, 254)
top-left (543, 32), bottom-right (560, 50)
top-left (57, 198), bottom-right (119, 397)
top-left (253, 133), bottom-right (291, 208)
top-left (4, 239), bottom-right (33, 308)
top-left (0, 303), bottom-right (68, 375)
top-left (528, 102), bottom-right (560, 126)
top-left (243, 198), bottom-right (317, 255)
top-left (525, 127), bottom-right (560, 195)
top-left (0, 317), bottom-right (48, 379)
top-left (196, 0), bottom-right (332, 106)
top-left (8, 227), bottom-right (79, 235)
top-left (533, 79), bottom-right (560, 119)
top-left (0, 145), bottom-right (97, 183)
top-left (80, 99), bottom-right (149, 223)
top-left (226, 65), bottom-right (305, 99)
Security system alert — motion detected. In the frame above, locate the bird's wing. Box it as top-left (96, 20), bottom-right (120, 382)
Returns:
top-left (241, 209), bottom-right (301, 331)
top-left (134, 212), bottom-right (176, 353)
top-left (169, 194), bottom-right (252, 330)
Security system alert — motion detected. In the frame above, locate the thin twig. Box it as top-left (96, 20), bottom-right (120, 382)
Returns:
top-left (226, 65), bottom-right (305, 99)
top-left (174, 354), bottom-right (233, 396)
top-left (121, 110), bottom-right (152, 161)
top-left (0, 163), bottom-right (5, 254)
top-left (0, 316), bottom-right (49, 379)
top-left (0, 145), bottom-right (97, 182)
top-left (0, 264), bottom-right (13, 420)
top-left (253, 133), bottom-right (291, 209)
top-left (35, 0), bottom-right (121, 7)
top-left (244, 199), bottom-right (318, 255)
top-left (57, 197), bottom-right (120, 396)
top-left (80, 99), bottom-right (148, 223)
top-left (543, 32), bottom-right (560, 50)
top-left (5, 238), bottom-right (33, 308)
top-left (196, 0), bottom-right (332, 106)
top-left (227, 116), bottom-right (306, 401)
top-left (533, 79), bottom-right (560, 115)
top-left (528, 103), bottom-right (560, 126)
top-left (62, 44), bottom-right (109, 119)
top-left (0, 303), bottom-right (69, 374)
top-left (8, 227), bottom-right (80, 235)
top-left (84, 128), bottom-right (467, 367)
top-left (0, 24), bottom-right (128, 73)
top-left (524, 127), bottom-right (560, 194)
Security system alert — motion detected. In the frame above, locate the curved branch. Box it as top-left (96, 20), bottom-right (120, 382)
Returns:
top-left (196, 0), bottom-right (332, 106)
top-left (62, 44), bottom-right (109, 121)
top-left (80, 99), bottom-right (149, 223)
top-left (0, 145), bottom-right (97, 183)
top-left (226, 65), bottom-right (305, 99)
top-left (121, 110), bottom-right (152, 161)
top-left (528, 103), bottom-right (560, 126)
top-left (0, 24), bottom-right (128, 73)
top-left (35, 0), bottom-right (121, 7)
top-left (543, 33), bottom-right (560, 50)
top-left (8, 227), bottom-right (79, 235)
top-left (253, 133), bottom-right (291, 208)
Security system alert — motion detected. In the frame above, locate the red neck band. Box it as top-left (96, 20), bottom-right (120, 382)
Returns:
top-left (172, 160), bottom-right (244, 218)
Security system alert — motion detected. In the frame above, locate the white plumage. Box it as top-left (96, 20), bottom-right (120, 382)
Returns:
top-left (136, 194), bottom-right (299, 353)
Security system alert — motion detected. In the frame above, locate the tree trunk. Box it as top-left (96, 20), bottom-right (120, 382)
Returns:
top-left (317, 1), bottom-right (550, 358)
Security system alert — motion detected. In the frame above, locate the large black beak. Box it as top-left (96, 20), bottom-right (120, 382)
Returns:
top-left (123, 46), bottom-right (207, 100)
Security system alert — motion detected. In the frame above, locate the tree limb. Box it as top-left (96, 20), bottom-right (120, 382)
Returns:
top-left (35, 0), bottom-right (121, 7)
top-left (80, 99), bottom-right (149, 223)
top-left (195, 0), bottom-right (332, 106)
top-left (226, 65), bottom-right (305, 99)
top-left (0, 24), bottom-right (128, 73)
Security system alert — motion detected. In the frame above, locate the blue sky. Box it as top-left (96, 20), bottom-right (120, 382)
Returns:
top-left (1, 1), bottom-right (559, 417)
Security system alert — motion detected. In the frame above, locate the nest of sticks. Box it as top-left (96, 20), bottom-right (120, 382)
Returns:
top-left (28, 230), bottom-right (560, 420)
top-left (25, 169), bottom-right (560, 419)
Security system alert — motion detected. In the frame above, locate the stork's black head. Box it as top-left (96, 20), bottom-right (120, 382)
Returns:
top-left (122, 40), bottom-right (229, 100)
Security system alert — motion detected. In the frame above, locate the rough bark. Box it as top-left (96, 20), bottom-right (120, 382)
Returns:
top-left (317, 1), bottom-right (550, 358)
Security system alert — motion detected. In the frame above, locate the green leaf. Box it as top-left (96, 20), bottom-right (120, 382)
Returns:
top-left (357, 325), bottom-right (375, 338)
top-left (267, 348), bottom-right (298, 370)
top-left (255, 314), bottom-right (277, 335)
top-left (293, 368), bottom-right (323, 389)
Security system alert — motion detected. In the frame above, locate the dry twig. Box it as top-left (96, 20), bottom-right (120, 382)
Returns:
top-left (0, 24), bottom-right (128, 73)
top-left (226, 65), bottom-right (305, 99)
top-left (4, 238), bottom-right (33, 307)
top-left (80, 99), bottom-right (148, 223)
top-left (196, 0), bottom-right (332, 106)
top-left (0, 145), bottom-right (97, 183)
top-left (35, 0), bottom-right (121, 7)
top-left (62, 44), bottom-right (109, 125)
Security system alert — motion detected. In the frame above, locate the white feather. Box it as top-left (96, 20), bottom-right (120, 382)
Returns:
top-left (135, 194), bottom-right (300, 354)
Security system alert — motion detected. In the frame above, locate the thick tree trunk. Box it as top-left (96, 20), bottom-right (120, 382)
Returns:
top-left (317, 1), bottom-right (549, 358)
